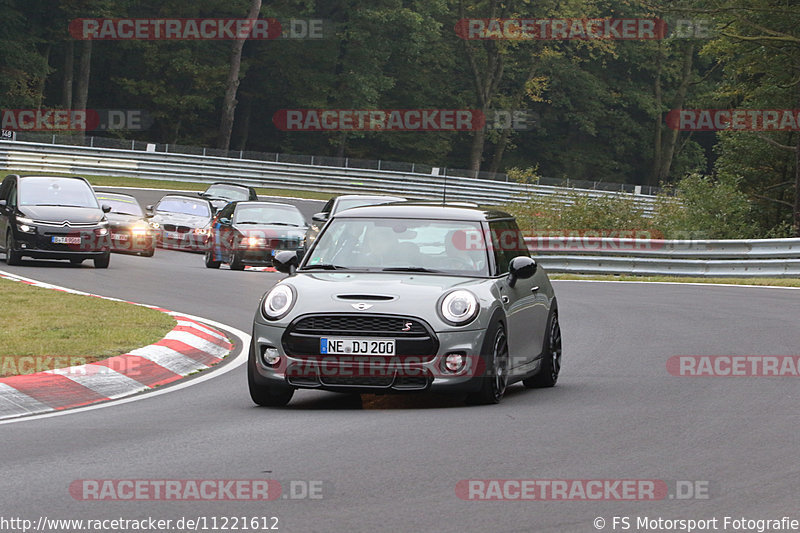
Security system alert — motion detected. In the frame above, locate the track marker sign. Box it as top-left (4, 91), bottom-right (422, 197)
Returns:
top-left (1, 129), bottom-right (14, 140)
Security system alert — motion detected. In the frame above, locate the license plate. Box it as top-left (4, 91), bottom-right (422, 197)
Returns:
top-left (112, 234), bottom-right (129, 241)
top-left (320, 337), bottom-right (396, 356)
top-left (166, 231), bottom-right (181, 240)
top-left (52, 236), bottom-right (81, 244)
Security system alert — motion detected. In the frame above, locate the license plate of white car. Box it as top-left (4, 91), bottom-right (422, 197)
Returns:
top-left (112, 234), bottom-right (129, 241)
top-left (166, 231), bottom-right (181, 240)
top-left (52, 236), bottom-right (81, 244)
top-left (320, 337), bottom-right (396, 355)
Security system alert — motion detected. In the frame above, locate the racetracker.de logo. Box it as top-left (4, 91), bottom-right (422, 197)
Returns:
top-left (667, 356), bottom-right (800, 377)
top-left (69, 18), bottom-right (282, 40)
top-left (273, 109), bottom-right (485, 131)
top-left (455, 18), bottom-right (667, 40)
top-left (666, 109), bottom-right (800, 131)
top-left (455, 479), bottom-right (669, 501)
top-left (69, 480), bottom-right (281, 501)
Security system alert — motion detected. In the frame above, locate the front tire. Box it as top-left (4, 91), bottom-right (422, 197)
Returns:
top-left (93, 253), bottom-right (111, 269)
top-left (204, 250), bottom-right (221, 269)
top-left (466, 323), bottom-right (509, 405)
top-left (5, 231), bottom-right (22, 265)
top-left (523, 309), bottom-right (561, 388)
top-left (248, 356), bottom-right (294, 407)
top-left (230, 251), bottom-right (245, 271)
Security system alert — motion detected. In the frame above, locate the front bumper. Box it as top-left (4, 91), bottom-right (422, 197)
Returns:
top-left (250, 321), bottom-right (487, 394)
top-left (236, 246), bottom-right (305, 266)
top-left (110, 231), bottom-right (155, 253)
top-left (12, 226), bottom-right (110, 260)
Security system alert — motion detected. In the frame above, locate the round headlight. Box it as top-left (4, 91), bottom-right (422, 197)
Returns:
top-left (262, 284), bottom-right (295, 320)
top-left (439, 289), bottom-right (479, 326)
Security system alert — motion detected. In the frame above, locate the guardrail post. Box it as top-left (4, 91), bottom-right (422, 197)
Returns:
top-left (378, 160), bottom-right (381, 170)
top-left (131, 140), bottom-right (135, 150)
top-left (345, 157), bottom-right (349, 168)
top-left (203, 148), bottom-right (206, 156)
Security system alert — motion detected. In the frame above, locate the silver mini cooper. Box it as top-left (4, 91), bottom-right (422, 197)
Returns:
top-left (248, 204), bottom-right (561, 406)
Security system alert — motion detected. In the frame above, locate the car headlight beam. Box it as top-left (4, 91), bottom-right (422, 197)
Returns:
top-left (439, 289), bottom-right (479, 326)
top-left (262, 284), bottom-right (296, 320)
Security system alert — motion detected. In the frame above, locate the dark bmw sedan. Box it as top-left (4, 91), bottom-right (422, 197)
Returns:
top-left (205, 201), bottom-right (307, 270)
top-left (95, 191), bottom-right (156, 256)
top-left (0, 174), bottom-right (111, 268)
top-left (198, 182), bottom-right (259, 212)
top-left (148, 195), bottom-right (214, 251)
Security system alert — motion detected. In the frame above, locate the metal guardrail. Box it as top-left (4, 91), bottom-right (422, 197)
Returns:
top-left (527, 237), bottom-right (800, 278)
top-left (0, 140), bottom-right (660, 212)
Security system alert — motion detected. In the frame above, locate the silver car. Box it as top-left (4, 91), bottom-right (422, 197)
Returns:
top-left (248, 204), bottom-right (561, 406)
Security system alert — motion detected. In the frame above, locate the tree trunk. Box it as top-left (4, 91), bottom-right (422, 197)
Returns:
top-left (233, 96), bottom-right (252, 151)
top-left (74, 40), bottom-right (92, 142)
top-left (62, 40), bottom-right (74, 108)
top-left (217, 0), bottom-right (262, 150)
top-left (36, 45), bottom-right (51, 111)
top-left (659, 43), bottom-right (695, 182)
top-left (650, 42), bottom-right (663, 186)
top-left (794, 133), bottom-right (800, 236)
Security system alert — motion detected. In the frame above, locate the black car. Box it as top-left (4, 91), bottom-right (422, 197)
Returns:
top-left (198, 182), bottom-right (259, 212)
top-left (307, 194), bottom-right (405, 243)
top-left (205, 201), bottom-right (307, 270)
top-left (95, 192), bottom-right (156, 257)
top-left (0, 174), bottom-right (112, 268)
top-left (148, 195), bottom-right (214, 251)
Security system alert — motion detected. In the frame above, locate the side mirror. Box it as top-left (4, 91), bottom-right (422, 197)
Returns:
top-left (273, 250), bottom-right (298, 274)
top-left (218, 217), bottom-right (231, 225)
top-left (198, 191), bottom-right (209, 197)
top-left (145, 205), bottom-right (154, 217)
top-left (101, 204), bottom-right (112, 213)
top-left (507, 256), bottom-right (537, 288)
top-left (312, 212), bottom-right (328, 223)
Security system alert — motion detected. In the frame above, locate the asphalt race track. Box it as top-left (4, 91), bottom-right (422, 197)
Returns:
top-left (1, 191), bottom-right (799, 532)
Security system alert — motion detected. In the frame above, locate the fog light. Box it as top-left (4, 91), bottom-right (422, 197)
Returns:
top-left (444, 353), bottom-right (466, 373)
top-left (261, 346), bottom-right (281, 366)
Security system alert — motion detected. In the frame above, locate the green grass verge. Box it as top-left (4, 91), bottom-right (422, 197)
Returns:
top-left (549, 273), bottom-right (800, 287)
top-left (0, 170), bottom-right (331, 201)
top-left (0, 278), bottom-right (176, 377)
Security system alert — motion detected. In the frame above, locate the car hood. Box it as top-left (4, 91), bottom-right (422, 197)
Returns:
top-left (106, 213), bottom-right (147, 227)
top-left (267, 272), bottom-right (498, 332)
top-left (151, 212), bottom-right (210, 227)
top-left (233, 224), bottom-right (306, 238)
top-left (19, 205), bottom-right (103, 225)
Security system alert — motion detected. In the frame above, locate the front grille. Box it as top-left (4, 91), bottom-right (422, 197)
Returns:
top-left (268, 238), bottom-right (301, 249)
top-left (162, 224), bottom-right (191, 233)
top-left (33, 220), bottom-right (97, 228)
top-left (320, 376), bottom-right (394, 387)
top-left (293, 315), bottom-right (428, 335)
top-left (283, 313), bottom-right (438, 361)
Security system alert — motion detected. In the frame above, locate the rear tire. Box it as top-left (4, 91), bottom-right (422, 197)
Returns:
top-left (466, 323), bottom-right (509, 405)
top-left (523, 309), bottom-right (561, 388)
top-left (204, 250), bottom-right (221, 269)
top-left (93, 253), bottom-right (110, 269)
top-left (248, 354), bottom-right (294, 407)
top-left (5, 231), bottom-right (22, 266)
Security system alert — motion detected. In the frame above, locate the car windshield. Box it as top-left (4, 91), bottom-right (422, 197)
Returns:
top-left (304, 218), bottom-right (489, 276)
top-left (95, 194), bottom-right (143, 216)
top-left (156, 197), bottom-right (211, 217)
top-left (234, 204), bottom-right (305, 226)
top-left (205, 184), bottom-right (250, 201)
top-left (333, 197), bottom-right (401, 214)
top-left (18, 177), bottom-right (99, 208)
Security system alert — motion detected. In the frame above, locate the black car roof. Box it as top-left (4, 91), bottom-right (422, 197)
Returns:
top-left (231, 200), bottom-right (299, 209)
top-left (332, 203), bottom-right (513, 221)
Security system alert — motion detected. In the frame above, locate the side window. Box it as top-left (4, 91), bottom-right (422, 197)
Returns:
top-left (489, 219), bottom-right (528, 275)
top-left (0, 178), bottom-right (8, 203)
top-left (322, 198), bottom-right (335, 215)
top-left (8, 182), bottom-right (16, 207)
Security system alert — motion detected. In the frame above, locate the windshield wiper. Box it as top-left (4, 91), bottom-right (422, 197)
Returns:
top-left (381, 267), bottom-right (442, 273)
top-left (302, 264), bottom-right (349, 270)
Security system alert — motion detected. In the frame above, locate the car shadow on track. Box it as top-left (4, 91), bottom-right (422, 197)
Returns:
top-left (282, 384), bottom-right (541, 410)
